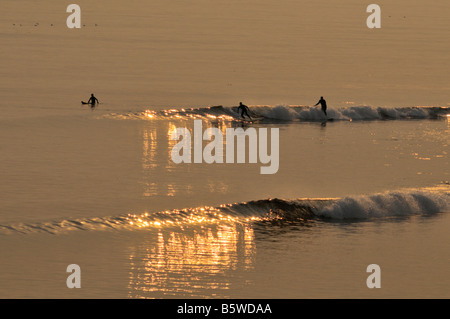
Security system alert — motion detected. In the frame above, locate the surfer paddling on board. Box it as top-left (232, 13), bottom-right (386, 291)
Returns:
top-left (82, 93), bottom-right (100, 107)
top-left (237, 102), bottom-right (252, 120)
top-left (315, 96), bottom-right (327, 116)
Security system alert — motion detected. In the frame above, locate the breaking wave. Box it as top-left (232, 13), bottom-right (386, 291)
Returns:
top-left (1, 186), bottom-right (448, 235)
top-left (104, 105), bottom-right (450, 123)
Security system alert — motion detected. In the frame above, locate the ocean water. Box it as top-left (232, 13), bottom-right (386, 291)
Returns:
top-left (0, 0), bottom-right (449, 299)
top-left (0, 105), bottom-right (448, 298)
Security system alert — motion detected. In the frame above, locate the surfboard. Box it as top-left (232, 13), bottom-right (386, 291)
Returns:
top-left (235, 116), bottom-right (264, 124)
top-left (232, 106), bottom-right (264, 122)
top-left (248, 117), bottom-right (264, 122)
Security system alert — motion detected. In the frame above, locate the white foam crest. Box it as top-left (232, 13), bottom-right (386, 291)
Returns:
top-left (249, 105), bottom-right (448, 122)
top-left (378, 107), bottom-right (430, 119)
top-left (340, 106), bottom-right (381, 120)
top-left (316, 189), bottom-right (450, 219)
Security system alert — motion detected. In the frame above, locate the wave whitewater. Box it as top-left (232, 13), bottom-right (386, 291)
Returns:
top-left (1, 186), bottom-right (448, 235)
top-left (105, 105), bottom-right (450, 122)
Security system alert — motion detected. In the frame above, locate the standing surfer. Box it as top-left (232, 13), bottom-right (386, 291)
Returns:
top-left (315, 96), bottom-right (327, 116)
top-left (237, 102), bottom-right (252, 120)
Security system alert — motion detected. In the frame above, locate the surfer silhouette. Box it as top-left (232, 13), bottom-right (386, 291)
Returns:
top-left (87, 94), bottom-right (99, 106)
top-left (315, 96), bottom-right (327, 116)
top-left (237, 102), bottom-right (252, 120)
top-left (82, 94), bottom-right (100, 107)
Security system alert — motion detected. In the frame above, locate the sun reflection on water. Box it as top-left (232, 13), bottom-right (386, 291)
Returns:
top-left (127, 223), bottom-right (256, 298)
top-left (139, 119), bottom-right (238, 199)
